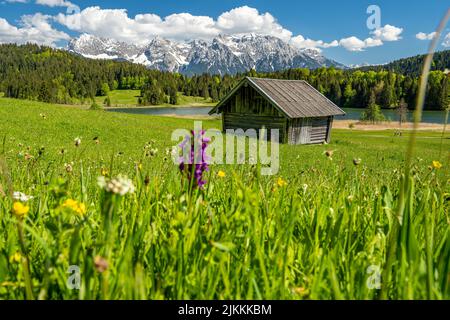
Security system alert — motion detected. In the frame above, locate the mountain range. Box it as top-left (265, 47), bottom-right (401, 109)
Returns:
top-left (68, 33), bottom-right (346, 75)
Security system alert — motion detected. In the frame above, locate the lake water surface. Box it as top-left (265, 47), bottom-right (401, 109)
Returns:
top-left (108, 106), bottom-right (448, 124)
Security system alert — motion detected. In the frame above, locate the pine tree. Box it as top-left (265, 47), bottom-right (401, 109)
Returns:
top-left (361, 90), bottom-right (385, 124)
top-left (396, 98), bottom-right (408, 126)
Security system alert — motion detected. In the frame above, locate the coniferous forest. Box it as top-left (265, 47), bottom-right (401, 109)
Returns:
top-left (0, 43), bottom-right (449, 110)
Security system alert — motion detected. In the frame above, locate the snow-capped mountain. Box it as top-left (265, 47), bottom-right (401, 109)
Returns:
top-left (68, 33), bottom-right (346, 75)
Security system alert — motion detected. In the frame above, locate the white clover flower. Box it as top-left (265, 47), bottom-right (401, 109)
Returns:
top-left (302, 184), bottom-right (308, 193)
top-left (13, 192), bottom-right (34, 202)
top-left (149, 148), bottom-right (158, 157)
top-left (97, 175), bottom-right (135, 196)
top-left (64, 162), bottom-right (73, 173)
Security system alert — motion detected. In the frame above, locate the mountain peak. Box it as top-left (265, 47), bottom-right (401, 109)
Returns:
top-left (68, 34), bottom-right (346, 75)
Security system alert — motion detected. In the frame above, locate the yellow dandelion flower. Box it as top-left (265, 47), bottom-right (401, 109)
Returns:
top-left (9, 252), bottom-right (22, 264)
top-left (276, 177), bottom-right (288, 188)
top-left (217, 170), bottom-right (226, 178)
top-left (12, 202), bottom-right (29, 217)
top-left (101, 168), bottom-right (109, 176)
top-left (63, 199), bottom-right (87, 216)
top-left (432, 161), bottom-right (442, 170)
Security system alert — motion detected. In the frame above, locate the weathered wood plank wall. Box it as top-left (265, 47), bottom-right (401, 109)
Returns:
top-left (222, 84), bottom-right (288, 142)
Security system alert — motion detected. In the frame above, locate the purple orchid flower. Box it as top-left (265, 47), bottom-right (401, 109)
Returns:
top-left (179, 130), bottom-right (210, 189)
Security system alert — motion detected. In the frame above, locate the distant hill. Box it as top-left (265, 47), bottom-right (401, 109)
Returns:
top-left (0, 43), bottom-right (448, 111)
top-left (356, 50), bottom-right (450, 76)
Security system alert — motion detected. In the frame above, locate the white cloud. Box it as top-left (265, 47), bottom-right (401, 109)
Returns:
top-left (36, 0), bottom-right (74, 7)
top-left (339, 36), bottom-right (383, 52)
top-left (4, 0), bottom-right (76, 7)
top-left (371, 24), bottom-right (403, 41)
top-left (290, 35), bottom-right (338, 49)
top-left (55, 6), bottom-right (404, 52)
top-left (55, 6), bottom-right (294, 44)
top-left (55, 6), bottom-right (219, 44)
top-left (216, 6), bottom-right (292, 42)
top-left (0, 5), bottom-right (404, 53)
top-left (416, 31), bottom-right (437, 40)
top-left (443, 32), bottom-right (450, 47)
top-left (337, 24), bottom-right (401, 52)
top-left (0, 13), bottom-right (69, 46)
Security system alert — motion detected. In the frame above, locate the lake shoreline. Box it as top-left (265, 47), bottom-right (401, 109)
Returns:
top-left (332, 120), bottom-right (447, 131)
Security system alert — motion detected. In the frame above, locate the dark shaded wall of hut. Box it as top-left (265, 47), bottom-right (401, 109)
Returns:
top-left (220, 84), bottom-right (288, 143)
top-left (287, 116), bottom-right (332, 144)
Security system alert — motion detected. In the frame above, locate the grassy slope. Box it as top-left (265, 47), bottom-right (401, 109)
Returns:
top-left (0, 97), bottom-right (447, 175)
top-left (94, 90), bottom-right (215, 107)
top-left (0, 97), bottom-right (449, 299)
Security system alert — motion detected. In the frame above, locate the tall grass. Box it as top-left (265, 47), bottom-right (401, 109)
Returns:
top-left (381, 9), bottom-right (450, 300)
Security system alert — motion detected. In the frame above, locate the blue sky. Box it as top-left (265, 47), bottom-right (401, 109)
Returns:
top-left (0, 0), bottom-right (449, 65)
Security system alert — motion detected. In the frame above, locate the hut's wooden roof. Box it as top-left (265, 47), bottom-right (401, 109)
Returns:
top-left (209, 77), bottom-right (345, 118)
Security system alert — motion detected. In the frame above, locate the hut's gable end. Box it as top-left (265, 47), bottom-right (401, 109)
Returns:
top-left (221, 84), bottom-right (288, 142)
top-left (221, 83), bottom-right (284, 117)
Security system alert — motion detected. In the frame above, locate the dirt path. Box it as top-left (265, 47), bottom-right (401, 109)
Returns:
top-left (333, 120), bottom-right (446, 131)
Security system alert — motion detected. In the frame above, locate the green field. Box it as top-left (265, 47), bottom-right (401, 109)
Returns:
top-left (93, 90), bottom-right (215, 107)
top-left (0, 97), bottom-right (449, 299)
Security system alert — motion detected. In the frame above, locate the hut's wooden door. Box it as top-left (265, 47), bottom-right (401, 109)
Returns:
top-left (299, 118), bottom-right (311, 144)
top-left (310, 117), bottom-right (328, 144)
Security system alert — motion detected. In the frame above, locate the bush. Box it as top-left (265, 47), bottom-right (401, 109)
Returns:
top-left (104, 96), bottom-right (111, 107)
top-left (90, 101), bottom-right (103, 110)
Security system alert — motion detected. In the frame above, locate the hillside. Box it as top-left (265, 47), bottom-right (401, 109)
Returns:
top-left (358, 50), bottom-right (450, 76)
top-left (0, 44), bottom-right (448, 111)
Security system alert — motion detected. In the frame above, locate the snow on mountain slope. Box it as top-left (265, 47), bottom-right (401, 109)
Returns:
top-left (68, 33), bottom-right (346, 75)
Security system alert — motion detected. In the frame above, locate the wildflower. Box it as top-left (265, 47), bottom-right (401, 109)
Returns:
top-left (100, 167), bottom-right (109, 177)
top-left (217, 170), bottom-right (226, 178)
top-left (12, 202), bottom-right (29, 217)
top-left (97, 175), bottom-right (135, 196)
top-left (353, 158), bottom-right (362, 166)
top-left (293, 287), bottom-right (309, 297)
top-left (9, 252), bottom-right (22, 264)
top-left (64, 163), bottom-right (73, 173)
top-left (74, 137), bottom-right (81, 147)
top-left (148, 148), bottom-right (158, 157)
top-left (178, 130), bottom-right (210, 189)
top-left (62, 199), bottom-right (86, 216)
top-left (135, 162), bottom-right (143, 171)
top-left (276, 177), bottom-right (288, 188)
top-left (94, 256), bottom-right (108, 273)
top-left (302, 184), bottom-right (308, 192)
top-left (13, 192), bottom-right (33, 202)
top-left (324, 150), bottom-right (334, 160)
top-left (432, 161), bottom-right (442, 170)
top-left (24, 153), bottom-right (33, 161)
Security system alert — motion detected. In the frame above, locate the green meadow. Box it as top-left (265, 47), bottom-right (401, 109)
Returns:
top-left (0, 96), bottom-right (448, 299)
top-left (93, 90), bottom-right (215, 107)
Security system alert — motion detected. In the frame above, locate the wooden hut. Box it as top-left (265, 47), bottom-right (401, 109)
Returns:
top-left (209, 77), bottom-right (345, 144)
